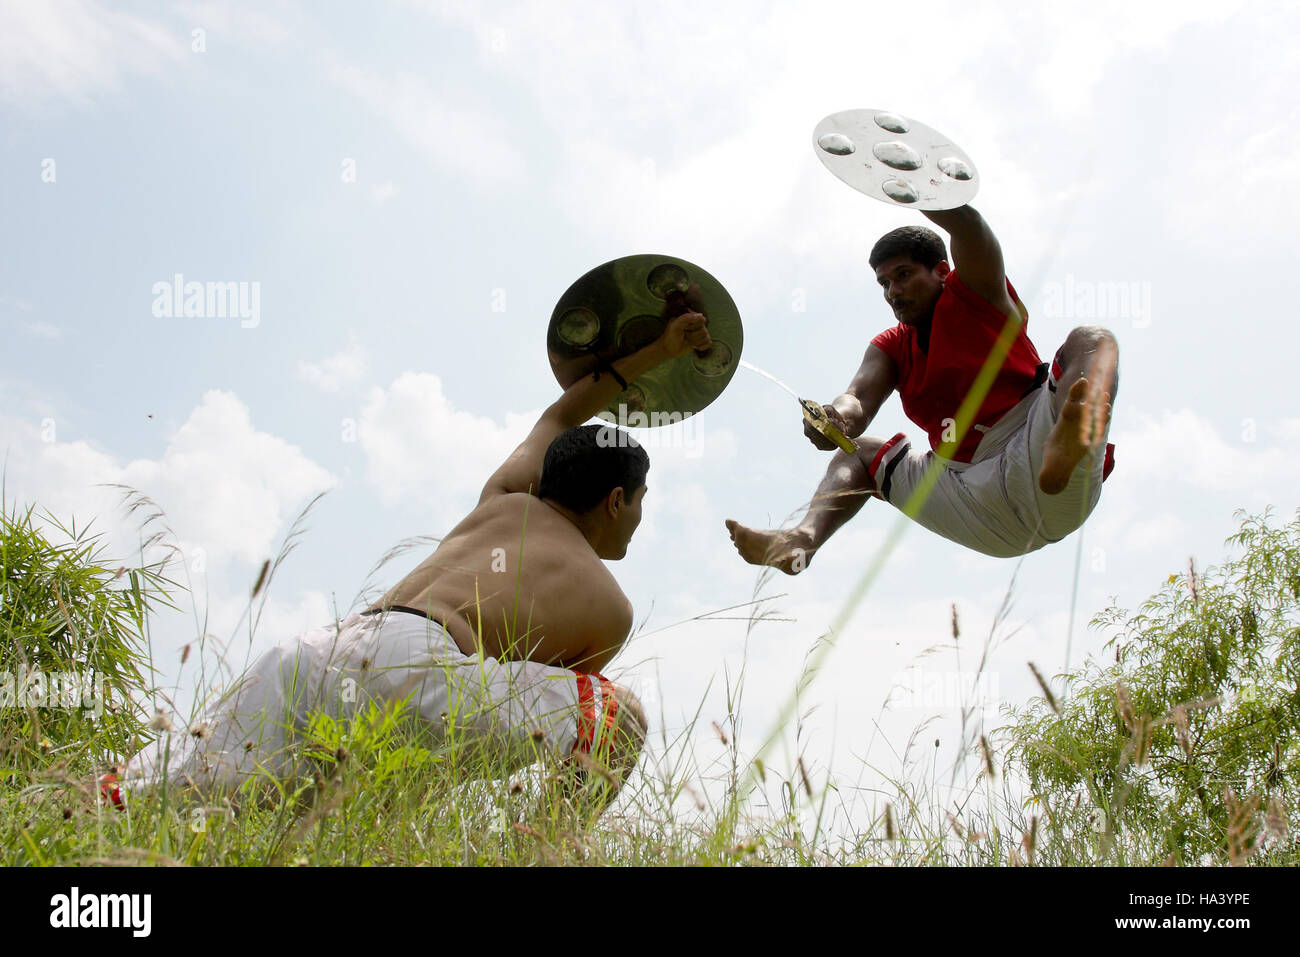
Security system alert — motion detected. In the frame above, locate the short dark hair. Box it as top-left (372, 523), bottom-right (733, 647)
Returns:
top-left (537, 424), bottom-right (649, 513)
top-left (869, 226), bottom-right (948, 270)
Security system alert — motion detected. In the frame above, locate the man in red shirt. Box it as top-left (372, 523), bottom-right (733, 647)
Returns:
top-left (726, 204), bottom-right (1117, 570)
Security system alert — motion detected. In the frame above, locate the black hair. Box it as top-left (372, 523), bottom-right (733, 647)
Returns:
top-left (869, 226), bottom-right (948, 270)
top-left (537, 424), bottom-right (649, 513)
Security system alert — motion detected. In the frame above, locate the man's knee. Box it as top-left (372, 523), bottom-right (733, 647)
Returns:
top-left (573, 682), bottom-right (645, 798)
top-left (853, 434), bottom-right (887, 464)
top-left (1060, 324), bottom-right (1117, 357)
top-left (1056, 325), bottom-right (1120, 397)
top-left (608, 683), bottom-right (647, 759)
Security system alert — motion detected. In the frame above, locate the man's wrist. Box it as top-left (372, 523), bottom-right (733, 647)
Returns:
top-left (593, 355), bottom-right (628, 390)
top-left (618, 338), bottom-right (672, 379)
top-left (831, 396), bottom-right (865, 435)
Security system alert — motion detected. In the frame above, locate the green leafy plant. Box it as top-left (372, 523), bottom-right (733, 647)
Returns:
top-left (1004, 508), bottom-right (1300, 865)
top-left (0, 496), bottom-right (172, 780)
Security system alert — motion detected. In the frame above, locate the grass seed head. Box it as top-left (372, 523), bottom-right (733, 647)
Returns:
top-left (1264, 797), bottom-right (1288, 840)
top-left (1224, 787), bottom-right (1261, 865)
top-left (251, 558), bottom-right (271, 598)
top-left (1028, 662), bottom-right (1060, 715)
top-left (1021, 815), bottom-right (1038, 865)
top-left (1116, 679), bottom-right (1136, 730)
top-left (946, 811), bottom-right (965, 839)
top-left (711, 720), bottom-right (729, 746)
top-left (979, 735), bottom-right (996, 779)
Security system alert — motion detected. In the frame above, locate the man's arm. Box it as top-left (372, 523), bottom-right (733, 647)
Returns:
top-left (921, 205), bottom-right (1020, 319)
top-left (478, 311), bottom-right (711, 503)
top-left (805, 344), bottom-right (898, 449)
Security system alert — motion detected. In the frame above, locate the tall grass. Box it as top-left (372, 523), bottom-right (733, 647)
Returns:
top-left (2, 490), bottom-right (1296, 866)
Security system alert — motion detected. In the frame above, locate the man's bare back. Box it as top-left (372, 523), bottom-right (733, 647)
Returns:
top-left (364, 306), bottom-right (709, 679)
top-left (369, 492), bottom-right (634, 674)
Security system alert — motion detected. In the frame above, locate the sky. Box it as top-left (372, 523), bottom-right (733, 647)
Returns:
top-left (3, 0), bottom-right (1297, 833)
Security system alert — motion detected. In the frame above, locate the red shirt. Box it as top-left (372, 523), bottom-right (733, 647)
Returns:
top-left (871, 271), bottom-right (1044, 463)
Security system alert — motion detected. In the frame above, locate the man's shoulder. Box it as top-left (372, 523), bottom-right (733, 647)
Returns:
top-left (938, 269), bottom-right (978, 307)
top-left (468, 491), bottom-right (577, 527)
top-left (455, 492), bottom-right (559, 544)
top-left (463, 489), bottom-right (531, 518)
top-left (871, 321), bottom-right (913, 353)
top-left (939, 270), bottom-right (1024, 321)
top-left (470, 494), bottom-right (613, 562)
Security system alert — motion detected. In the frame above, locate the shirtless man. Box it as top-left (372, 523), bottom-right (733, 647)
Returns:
top-left (726, 204), bottom-right (1118, 571)
top-left (119, 308), bottom-right (712, 812)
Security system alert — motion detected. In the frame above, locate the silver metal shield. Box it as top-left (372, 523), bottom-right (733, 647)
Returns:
top-left (813, 109), bottom-right (980, 210)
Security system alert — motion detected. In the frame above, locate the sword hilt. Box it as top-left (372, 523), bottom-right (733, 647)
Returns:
top-left (800, 399), bottom-right (859, 454)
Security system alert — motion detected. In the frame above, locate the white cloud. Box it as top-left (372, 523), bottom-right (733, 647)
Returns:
top-left (174, 1), bottom-right (298, 49)
top-left (24, 321), bottom-right (63, 340)
top-left (1075, 408), bottom-right (1300, 562)
top-left (1, 387), bottom-right (343, 706)
top-left (297, 339), bottom-right (367, 392)
top-left (0, 0), bottom-right (180, 107)
top-left (370, 181), bottom-right (400, 204)
top-left (627, 588), bottom-right (1055, 795)
top-left (1167, 116), bottom-right (1300, 254)
top-left (329, 63), bottom-right (527, 188)
top-left (410, 0), bottom-right (1260, 282)
top-left (1026, 0), bottom-right (1247, 114)
top-left (413, 1), bottom-right (994, 270)
top-left (2, 298), bottom-right (63, 341)
top-left (117, 392), bottom-right (336, 566)
top-left (1, 295), bottom-right (34, 312)
top-left (1, 390), bottom-right (336, 570)
top-left (1110, 407), bottom-right (1300, 492)
top-left (358, 371), bottom-right (537, 526)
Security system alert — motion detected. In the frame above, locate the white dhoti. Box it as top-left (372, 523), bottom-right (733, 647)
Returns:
top-left (122, 609), bottom-right (620, 800)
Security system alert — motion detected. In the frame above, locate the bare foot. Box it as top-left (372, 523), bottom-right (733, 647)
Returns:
top-left (1038, 377), bottom-right (1112, 494)
top-left (724, 520), bottom-right (815, 575)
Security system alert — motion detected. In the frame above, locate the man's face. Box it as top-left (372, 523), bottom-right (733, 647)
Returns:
top-left (606, 484), bottom-right (647, 560)
top-left (874, 255), bottom-right (950, 327)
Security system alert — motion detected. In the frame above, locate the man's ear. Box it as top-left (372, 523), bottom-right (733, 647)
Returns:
top-left (606, 486), bottom-right (625, 518)
top-left (935, 260), bottom-right (952, 280)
